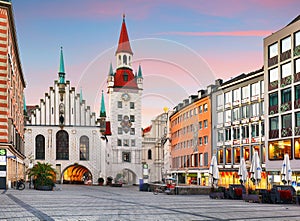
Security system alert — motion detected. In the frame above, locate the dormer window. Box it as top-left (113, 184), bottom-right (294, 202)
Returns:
top-left (123, 72), bottom-right (128, 81)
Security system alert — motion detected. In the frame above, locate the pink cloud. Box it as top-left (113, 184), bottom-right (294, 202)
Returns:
top-left (154, 30), bottom-right (274, 37)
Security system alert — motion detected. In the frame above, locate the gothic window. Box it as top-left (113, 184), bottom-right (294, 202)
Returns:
top-left (118, 55), bottom-right (121, 65)
top-left (80, 136), bottom-right (89, 161)
top-left (56, 130), bottom-right (69, 160)
top-left (148, 149), bottom-right (152, 160)
top-left (123, 55), bottom-right (127, 65)
top-left (35, 134), bottom-right (45, 160)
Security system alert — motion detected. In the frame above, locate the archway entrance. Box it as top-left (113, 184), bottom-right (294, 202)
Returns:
top-left (118, 169), bottom-right (137, 185)
top-left (62, 164), bottom-right (92, 184)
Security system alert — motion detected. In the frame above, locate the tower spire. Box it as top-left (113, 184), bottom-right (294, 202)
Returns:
top-left (108, 62), bottom-right (114, 76)
top-left (116, 14), bottom-right (133, 55)
top-left (59, 47), bottom-right (65, 84)
top-left (80, 87), bottom-right (83, 103)
top-left (100, 90), bottom-right (106, 117)
top-left (137, 64), bottom-right (143, 78)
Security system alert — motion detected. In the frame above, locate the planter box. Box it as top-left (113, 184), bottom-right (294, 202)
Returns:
top-left (36, 185), bottom-right (53, 191)
top-left (243, 194), bottom-right (262, 203)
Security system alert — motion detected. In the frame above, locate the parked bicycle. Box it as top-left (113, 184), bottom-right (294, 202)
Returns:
top-left (16, 180), bottom-right (25, 190)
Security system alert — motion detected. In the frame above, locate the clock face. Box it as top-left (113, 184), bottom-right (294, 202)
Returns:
top-left (121, 93), bottom-right (130, 101)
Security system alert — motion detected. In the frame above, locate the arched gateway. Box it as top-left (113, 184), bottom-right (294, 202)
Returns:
top-left (62, 164), bottom-right (92, 184)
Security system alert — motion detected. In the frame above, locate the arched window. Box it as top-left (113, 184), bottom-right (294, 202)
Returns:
top-left (123, 55), bottom-right (127, 65)
top-left (80, 136), bottom-right (89, 160)
top-left (35, 135), bottom-right (45, 160)
top-left (56, 130), bottom-right (69, 160)
top-left (118, 55), bottom-right (121, 65)
top-left (148, 149), bottom-right (152, 160)
top-left (129, 56), bottom-right (131, 66)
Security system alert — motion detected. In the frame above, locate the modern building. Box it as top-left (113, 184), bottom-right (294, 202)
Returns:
top-left (212, 69), bottom-right (266, 188)
top-left (264, 15), bottom-right (300, 184)
top-left (24, 48), bottom-right (110, 185)
top-left (0, 0), bottom-right (26, 189)
top-left (106, 15), bottom-right (143, 185)
top-left (169, 84), bottom-right (218, 186)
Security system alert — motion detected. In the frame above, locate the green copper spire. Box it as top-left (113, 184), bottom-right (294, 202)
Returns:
top-left (137, 64), bottom-right (143, 78)
top-left (100, 90), bottom-right (106, 117)
top-left (80, 87), bottom-right (83, 103)
top-left (108, 62), bottom-right (114, 76)
top-left (59, 47), bottom-right (65, 84)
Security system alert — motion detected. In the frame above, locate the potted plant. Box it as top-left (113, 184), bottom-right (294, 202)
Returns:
top-left (98, 177), bottom-right (104, 186)
top-left (27, 162), bottom-right (56, 191)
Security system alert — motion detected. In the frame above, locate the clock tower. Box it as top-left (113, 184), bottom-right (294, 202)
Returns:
top-left (107, 15), bottom-right (143, 184)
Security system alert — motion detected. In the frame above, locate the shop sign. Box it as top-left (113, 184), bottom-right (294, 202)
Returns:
top-left (242, 138), bottom-right (249, 144)
top-left (233, 120), bottom-right (240, 125)
top-left (241, 119), bottom-right (249, 124)
top-left (251, 116), bottom-right (259, 122)
top-left (251, 137), bottom-right (260, 143)
top-left (224, 122), bottom-right (231, 127)
top-left (233, 140), bottom-right (240, 145)
top-left (225, 141), bottom-right (232, 145)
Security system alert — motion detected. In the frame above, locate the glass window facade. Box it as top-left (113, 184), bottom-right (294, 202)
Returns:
top-left (268, 139), bottom-right (292, 160)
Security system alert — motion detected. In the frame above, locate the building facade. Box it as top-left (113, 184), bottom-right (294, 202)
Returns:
top-left (212, 70), bottom-right (266, 188)
top-left (107, 15), bottom-right (143, 185)
top-left (0, 0), bottom-right (26, 189)
top-left (24, 48), bottom-right (109, 185)
top-left (264, 16), bottom-right (300, 184)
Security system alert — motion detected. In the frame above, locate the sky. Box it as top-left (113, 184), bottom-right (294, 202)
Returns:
top-left (12, 0), bottom-right (300, 127)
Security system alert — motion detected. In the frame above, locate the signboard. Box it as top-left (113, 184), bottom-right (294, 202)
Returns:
top-left (0, 149), bottom-right (6, 189)
top-left (0, 149), bottom-right (6, 156)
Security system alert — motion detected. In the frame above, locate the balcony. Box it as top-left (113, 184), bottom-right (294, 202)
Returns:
top-left (280, 75), bottom-right (292, 88)
top-left (269, 105), bottom-right (278, 115)
top-left (268, 80), bottom-right (278, 91)
top-left (294, 45), bottom-right (300, 57)
top-left (280, 50), bottom-right (291, 62)
top-left (294, 72), bottom-right (300, 83)
top-left (295, 126), bottom-right (300, 136)
top-left (280, 101), bottom-right (292, 113)
top-left (268, 55), bottom-right (278, 67)
top-left (281, 128), bottom-right (292, 137)
top-left (295, 99), bottom-right (300, 109)
top-left (269, 129), bottom-right (279, 139)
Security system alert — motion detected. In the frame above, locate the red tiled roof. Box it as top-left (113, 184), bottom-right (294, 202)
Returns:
top-left (116, 15), bottom-right (133, 55)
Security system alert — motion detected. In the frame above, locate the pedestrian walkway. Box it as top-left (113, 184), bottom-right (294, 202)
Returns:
top-left (1, 185), bottom-right (300, 220)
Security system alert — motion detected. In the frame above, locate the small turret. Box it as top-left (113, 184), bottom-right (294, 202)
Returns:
top-left (58, 47), bottom-right (66, 101)
top-left (107, 62), bottom-right (114, 89)
top-left (137, 64), bottom-right (143, 89)
top-left (99, 90), bottom-right (106, 133)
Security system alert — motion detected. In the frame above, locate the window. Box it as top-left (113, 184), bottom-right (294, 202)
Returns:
top-left (282, 114), bottom-right (292, 129)
top-left (117, 139), bottom-right (122, 146)
top-left (296, 58), bottom-right (300, 74)
top-left (204, 136), bottom-right (208, 145)
top-left (241, 125), bottom-right (249, 138)
top-left (204, 104), bottom-right (208, 112)
top-left (218, 149), bottom-right (223, 164)
top-left (118, 115), bottom-right (122, 121)
top-left (131, 139), bottom-right (136, 147)
top-left (118, 101), bottom-right (122, 108)
top-left (148, 149), bottom-right (152, 160)
top-left (79, 136), bottom-right (89, 160)
top-left (295, 138), bottom-right (300, 159)
top-left (122, 152), bottom-right (131, 162)
top-left (251, 82), bottom-right (260, 97)
top-left (251, 124), bottom-right (259, 137)
top-left (261, 80), bottom-right (264, 95)
top-left (130, 115), bottom-right (135, 122)
top-left (226, 148), bottom-right (232, 164)
top-left (130, 102), bottom-right (135, 109)
top-left (270, 117), bottom-right (279, 130)
top-left (241, 105), bottom-right (249, 119)
top-left (199, 121), bottom-right (202, 130)
top-left (35, 135), bottom-right (45, 160)
top-left (199, 105), bottom-right (203, 113)
top-left (204, 153), bottom-right (208, 166)
top-left (199, 153), bottom-right (203, 166)
top-left (242, 86), bottom-right (249, 100)
top-left (204, 120), bottom-right (208, 128)
top-left (295, 31), bottom-right (300, 47)
top-left (281, 36), bottom-right (291, 53)
top-left (251, 103), bottom-right (259, 117)
top-left (232, 108), bottom-right (239, 121)
top-left (281, 88), bottom-right (291, 103)
top-left (56, 130), bottom-right (69, 160)
top-left (225, 110), bottom-right (231, 122)
top-left (269, 42), bottom-right (278, 58)
top-left (261, 122), bottom-right (265, 136)
top-left (234, 147), bottom-right (241, 164)
top-left (269, 68), bottom-right (278, 82)
top-left (123, 72), bottom-right (128, 81)
top-left (233, 89), bottom-right (240, 102)
top-left (269, 140), bottom-right (292, 160)
top-left (199, 137), bottom-right (203, 145)
top-left (217, 130), bottom-right (224, 142)
top-left (281, 62), bottom-right (291, 78)
top-left (225, 128), bottom-right (231, 140)
top-left (217, 94), bottom-right (223, 108)
top-left (244, 146), bottom-right (250, 161)
top-left (217, 112), bottom-right (223, 124)
top-left (123, 139), bottom-right (129, 146)
top-left (269, 92), bottom-right (278, 106)
top-left (123, 55), bottom-right (127, 65)
top-left (225, 91), bottom-right (232, 104)
top-left (130, 128), bottom-right (135, 135)
top-left (118, 127), bottom-right (123, 134)
top-left (233, 127), bottom-right (240, 139)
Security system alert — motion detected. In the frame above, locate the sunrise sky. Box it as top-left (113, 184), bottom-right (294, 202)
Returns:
top-left (12, 0), bottom-right (300, 127)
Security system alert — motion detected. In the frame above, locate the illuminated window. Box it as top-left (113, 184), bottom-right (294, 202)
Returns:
top-left (268, 139), bottom-right (292, 160)
top-left (218, 149), bottom-right (223, 164)
top-left (252, 145), bottom-right (260, 158)
top-left (243, 146), bottom-right (250, 161)
top-left (295, 138), bottom-right (300, 159)
top-left (226, 148), bottom-right (232, 164)
top-left (234, 147), bottom-right (240, 164)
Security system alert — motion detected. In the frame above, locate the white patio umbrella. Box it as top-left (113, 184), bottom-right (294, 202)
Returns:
top-left (281, 153), bottom-right (292, 185)
top-left (209, 155), bottom-right (219, 187)
top-left (250, 151), bottom-right (262, 185)
top-left (238, 157), bottom-right (248, 185)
